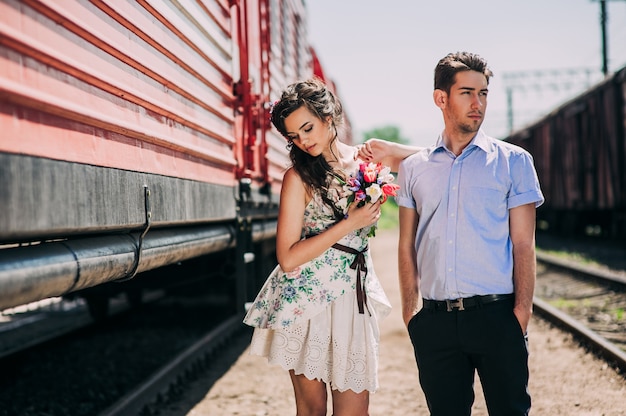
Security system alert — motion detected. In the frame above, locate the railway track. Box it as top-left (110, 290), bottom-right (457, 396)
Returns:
top-left (98, 314), bottom-right (247, 416)
top-left (534, 249), bottom-right (626, 373)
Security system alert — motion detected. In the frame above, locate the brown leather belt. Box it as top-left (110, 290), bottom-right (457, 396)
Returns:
top-left (422, 294), bottom-right (514, 312)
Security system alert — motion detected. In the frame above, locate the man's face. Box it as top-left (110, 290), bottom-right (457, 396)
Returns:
top-left (445, 70), bottom-right (489, 134)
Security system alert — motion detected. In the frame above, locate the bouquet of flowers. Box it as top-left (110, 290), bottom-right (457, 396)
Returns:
top-left (330, 162), bottom-right (400, 237)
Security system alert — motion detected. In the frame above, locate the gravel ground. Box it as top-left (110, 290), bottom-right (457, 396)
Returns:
top-left (159, 229), bottom-right (626, 416)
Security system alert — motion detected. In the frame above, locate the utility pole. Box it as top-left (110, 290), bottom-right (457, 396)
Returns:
top-left (600, 0), bottom-right (608, 75)
top-left (591, 0), bottom-right (626, 76)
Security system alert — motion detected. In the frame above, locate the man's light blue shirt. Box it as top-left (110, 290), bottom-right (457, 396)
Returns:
top-left (396, 130), bottom-right (545, 300)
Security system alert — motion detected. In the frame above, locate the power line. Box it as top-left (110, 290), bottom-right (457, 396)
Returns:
top-left (502, 68), bottom-right (601, 134)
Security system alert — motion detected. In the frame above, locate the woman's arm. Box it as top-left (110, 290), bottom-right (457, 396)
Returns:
top-left (357, 138), bottom-right (422, 172)
top-left (275, 168), bottom-right (382, 272)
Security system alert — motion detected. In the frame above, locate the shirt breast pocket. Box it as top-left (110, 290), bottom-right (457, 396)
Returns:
top-left (465, 186), bottom-right (508, 224)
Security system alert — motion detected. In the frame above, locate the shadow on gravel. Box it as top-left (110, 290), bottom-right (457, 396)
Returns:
top-left (536, 231), bottom-right (626, 274)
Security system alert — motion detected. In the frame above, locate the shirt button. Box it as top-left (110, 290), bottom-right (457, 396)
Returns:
top-left (450, 213), bottom-right (455, 217)
top-left (448, 240), bottom-right (453, 244)
top-left (448, 268), bottom-right (453, 272)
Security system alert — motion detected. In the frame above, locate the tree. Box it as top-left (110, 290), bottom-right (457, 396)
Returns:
top-left (361, 125), bottom-right (410, 145)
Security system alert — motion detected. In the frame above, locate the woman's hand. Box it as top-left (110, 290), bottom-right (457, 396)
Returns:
top-left (344, 200), bottom-right (381, 230)
top-left (356, 138), bottom-right (422, 172)
top-left (356, 138), bottom-right (392, 163)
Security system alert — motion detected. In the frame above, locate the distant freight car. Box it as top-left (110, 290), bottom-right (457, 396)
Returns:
top-left (0, 0), bottom-right (351, 317)
top-left (505, 66), bottom-right (626, 238)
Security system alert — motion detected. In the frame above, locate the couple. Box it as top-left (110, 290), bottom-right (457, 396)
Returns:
top-left (243, 51), bottom-right (544, 416)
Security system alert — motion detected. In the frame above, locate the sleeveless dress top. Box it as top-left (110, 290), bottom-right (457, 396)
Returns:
top-left (243, 181), bottom-right (392, 393)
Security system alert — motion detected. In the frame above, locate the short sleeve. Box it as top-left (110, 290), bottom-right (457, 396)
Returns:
top-left (396, 158), bottom-right (416, 209)
top-left (507, 151), bottom-right (545, 209)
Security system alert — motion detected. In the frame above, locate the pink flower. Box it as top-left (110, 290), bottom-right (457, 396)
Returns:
top-left (362, 164), bottom-right (378, 183)
top-left (381, 183), bottom-right (400, 203)
top-left (347, 176), bottom-right (361, 191)
top-left (382, 183), bottom-right (400, 197)
top-left (355, 190), bottom-right (367, 201)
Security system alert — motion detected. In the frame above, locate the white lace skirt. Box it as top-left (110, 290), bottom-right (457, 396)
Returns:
top-left (248, 290), bottom-right (382, 393)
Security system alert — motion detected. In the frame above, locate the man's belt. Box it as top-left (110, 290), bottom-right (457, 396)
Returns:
top-left (422, 294), bottom-right (514, 312)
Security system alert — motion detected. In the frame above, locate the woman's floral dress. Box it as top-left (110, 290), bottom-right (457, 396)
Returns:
top-left (243, 179), bottom-right (391, 393)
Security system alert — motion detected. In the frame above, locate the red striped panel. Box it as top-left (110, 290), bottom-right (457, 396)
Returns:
top-left (0, 0), bottom-right (239, 186)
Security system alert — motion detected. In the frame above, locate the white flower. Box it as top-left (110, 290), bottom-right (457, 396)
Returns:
top-left (377, 166), bottom-right (394, 184)
top-left (380, 173), bottom-right (395, 184)
top-left (366, 183), bottom-right (382, 203)
top-left (379, 165), bottom-right (391, 177)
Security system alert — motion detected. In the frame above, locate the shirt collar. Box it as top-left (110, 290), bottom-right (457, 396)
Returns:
top-left (470, 130), bottom-right (492, 153)
top-left (429, 129), bottom-right (492, 158)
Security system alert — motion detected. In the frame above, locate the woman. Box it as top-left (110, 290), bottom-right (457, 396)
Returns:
top-left (243, 78), bottom-right (412, 415)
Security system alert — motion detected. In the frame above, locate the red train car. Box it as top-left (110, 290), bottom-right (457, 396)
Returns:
top-left (0, 0), bottom-right (351, 316)
top-left (505, 66), bottom-right (626, 238)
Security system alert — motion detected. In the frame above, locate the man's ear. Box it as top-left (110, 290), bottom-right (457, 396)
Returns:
top-left (433, 89), bottom-right (446, 109)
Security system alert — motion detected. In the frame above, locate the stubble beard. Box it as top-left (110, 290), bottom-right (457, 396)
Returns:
top-left (459, 119), bottom-right (483, 135)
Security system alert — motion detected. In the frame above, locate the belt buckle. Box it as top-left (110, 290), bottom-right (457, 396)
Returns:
top-left (445, 298), bottom-right (465, 312)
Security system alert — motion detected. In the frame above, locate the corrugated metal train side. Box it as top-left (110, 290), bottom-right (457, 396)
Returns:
top-left (0, 0), bottom-right (345, 317)
top-left (504, 66), bottom-right (626, 238)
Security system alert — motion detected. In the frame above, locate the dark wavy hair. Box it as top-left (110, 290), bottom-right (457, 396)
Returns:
top-left (270, 78), bottom-right (345, 220)
top-left (434, 51), bottom-right (493, 94)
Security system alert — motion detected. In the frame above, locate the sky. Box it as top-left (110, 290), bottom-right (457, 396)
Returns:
top-left (305, 0), bottom-right (626, 147)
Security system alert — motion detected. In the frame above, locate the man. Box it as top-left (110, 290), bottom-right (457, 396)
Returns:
top-left (396, 51), bottom-right (544, 415)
